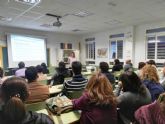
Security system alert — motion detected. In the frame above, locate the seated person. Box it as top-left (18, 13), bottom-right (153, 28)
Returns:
top-left (141, 65), bottom-right (164, 101)
top-left (136, 62), bottom-right (146, 78)
top-left (123, 59), bottom-right (133, 72)
top-left (41, 63), bottom-right (49, 74)
top-left (51, 61), bottom-right (71, 85)
top-left (135, 93), bottom-right (165, 124)
top-left (112, 59), bottom-right (123, 72)
top-left (63, 61), bottom-right (88, 95)
top-left (0, 67), bottom-right (4, 85)
top-left (114, 71), bottom-right (151, 123)
top-left (25, 66), bottom-right (49, 103)
top-left (15, 61), bottom-right (26, 77)
top-left (99, 62), bottom-right (115, 85)
top-left (36, 65), bottom-right (47, 81)
top-left (71, 73), bottom-right (117, 124)
top-left (147, 59), bottom-right (156, 67)
top-left (0, 77), bottom-right (54, 124)
top-left (160, 64), bottom-right (165, 90)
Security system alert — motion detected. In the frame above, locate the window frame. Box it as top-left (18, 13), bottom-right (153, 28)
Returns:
top-left (85, 40), bottom-right (95, 61)
top-left (146, 32), bottom-right (165, 63)
top-left (109, 37), bottom-right (124, 61)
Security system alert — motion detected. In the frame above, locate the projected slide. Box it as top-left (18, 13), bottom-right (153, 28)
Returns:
top-left (7, 34), bottom-right (47, 67)
top-left (11, 35), bottom-right (46, 61)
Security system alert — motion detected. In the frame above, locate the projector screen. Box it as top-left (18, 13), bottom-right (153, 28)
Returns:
top-left (7, 34), bottom-right (47, 68)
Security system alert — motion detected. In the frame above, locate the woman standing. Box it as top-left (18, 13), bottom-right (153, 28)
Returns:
top-left (68, 51), bottom-right (77, 66)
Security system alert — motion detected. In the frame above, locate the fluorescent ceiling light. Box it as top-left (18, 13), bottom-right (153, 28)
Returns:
top-left (73, 11), bottom-right (93, 17)
top-left (15, 0), bottom-right (41, 5)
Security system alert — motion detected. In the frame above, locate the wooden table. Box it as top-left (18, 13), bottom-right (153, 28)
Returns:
top-left (49, 84), bottom-right (63, 94)
top-left (36, 109), bottom-right (80, 124)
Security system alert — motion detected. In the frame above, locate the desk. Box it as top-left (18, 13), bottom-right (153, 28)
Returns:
top-left (1, 75), bottom-right (14, 82)
top-left (49, 84), bottom-right (63, 94)
top-left (82, 71), bottom-right (93, 76)
top-left (47, 76), bottom-right (52, 80)
top-left (53, 111), bottom-right (80, 124)
top-left (37, 109), bottom-right (80, 124)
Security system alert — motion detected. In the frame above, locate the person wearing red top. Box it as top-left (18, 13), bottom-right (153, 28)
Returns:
top-left (72, 72), bottom-right (117, 124)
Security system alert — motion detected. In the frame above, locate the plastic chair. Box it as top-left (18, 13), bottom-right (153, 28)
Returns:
top-left (67, 90), bottom-right (84, 99)
top-left (25, 101), bottom-right (47, 112)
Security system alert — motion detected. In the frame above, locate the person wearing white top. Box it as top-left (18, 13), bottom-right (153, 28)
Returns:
top-left (68, 51), bottom-right (77, 66)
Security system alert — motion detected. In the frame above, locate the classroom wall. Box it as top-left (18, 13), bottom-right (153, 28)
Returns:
top-left (0, 26), bottom-right (81, 67)
top-left (80, 26), bottom-right (134, 66)
top-left (80, 21), bottom-right (165, 68)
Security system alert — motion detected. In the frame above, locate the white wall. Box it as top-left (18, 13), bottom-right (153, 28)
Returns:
top-left (0, 26), bottom-right (81, 66)
top-left (134, 21), bottom-right (165, 67)
top-left (80, 26), bottom-right (134, 65)
top-left (80, 21), bottom-right (165, 68)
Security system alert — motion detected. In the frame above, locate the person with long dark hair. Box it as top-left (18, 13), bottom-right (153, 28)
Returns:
top-left (0, 77), bottom-right (54, 124)
top-left (114, 71), bottom-right (151, 123)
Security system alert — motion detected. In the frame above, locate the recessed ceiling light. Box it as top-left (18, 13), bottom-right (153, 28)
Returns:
top-left (73, 11), bottom-right (93, 17)
top-left (0, 16), bottom-right (12, 22)
top-left (15, 0), bottom-right (41, 5)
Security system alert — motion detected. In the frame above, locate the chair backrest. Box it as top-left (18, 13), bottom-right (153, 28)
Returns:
top-left (67, 90), bottom-right (84, 99)
top-left (25, 101), bottom-right (47, 111)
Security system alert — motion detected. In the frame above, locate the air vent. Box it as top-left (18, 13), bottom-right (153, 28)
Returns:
top-left (104, 19), bottom-right (121, 25)
top-left (40, 24), bottom-right (52, 28)
top-left (108, 1), bottom-right (117, 7)
top-left (72, 29), bottom-right (81, 32)
top-left (72, 11), bottom-right (93, 17)
top-left (15, 0), bottom-right (41, 5)
top-left (0, 16), bottom-right (12, 22)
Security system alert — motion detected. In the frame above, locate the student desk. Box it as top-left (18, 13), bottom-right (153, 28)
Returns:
top-left (36, 109), bottom-right (80, 124)
top-left (82, 71), bottom-right (93, 76)
top-left (49, 84), bottom-right (63, 94)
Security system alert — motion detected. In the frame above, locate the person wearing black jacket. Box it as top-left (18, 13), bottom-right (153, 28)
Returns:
top-left (99, 62), bottom-right (115, 85)
top-left (0, 77), bottom-right (54, 124)
top-left (51, 61), bottom-right (71, 85)
top-left (112, 59), bottom-right (123, 72)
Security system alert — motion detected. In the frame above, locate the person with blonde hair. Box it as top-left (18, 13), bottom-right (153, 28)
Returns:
top-left (141, 65), bottom-right (164, 101)
top-left (71, 72), bottom-right (117, 124)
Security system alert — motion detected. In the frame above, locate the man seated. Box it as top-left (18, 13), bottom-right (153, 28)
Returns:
top-left (15, 61), bottom-right (26, 77)
top-left (25, 66), bottom-right (49, 103)
top-left (36, 65), bottom-right (47, 81)
top-left (63, 61), bottom-right (88, 97)
top-left (99, 62), bottom-right (115, 85)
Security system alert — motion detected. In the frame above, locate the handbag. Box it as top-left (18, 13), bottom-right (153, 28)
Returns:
top-left (45, 95), bottom-right (73, 115)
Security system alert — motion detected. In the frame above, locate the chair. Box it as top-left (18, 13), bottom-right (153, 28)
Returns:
top-left (25, 101), bottom-right (47, 112)
top-left (113, 70), bottom-right (123, 80)
top-left (67, 90), bottom-right (84, 99)
top-left (48, 66), bottom-right (55, 76)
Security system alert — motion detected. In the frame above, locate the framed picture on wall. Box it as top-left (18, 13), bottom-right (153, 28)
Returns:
top-left (97, 48), bottom-right (108, 58)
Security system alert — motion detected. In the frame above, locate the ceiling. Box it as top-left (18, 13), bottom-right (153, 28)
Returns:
top-left (0, 0), bottom-right (165, 34)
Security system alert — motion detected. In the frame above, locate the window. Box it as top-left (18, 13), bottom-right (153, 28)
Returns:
top-left (110, 40), bottom-right (123, 59)
top-left (147, 35), bottom-right (165, 60)
top-left (85, 38), bottom-right (95, 60)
